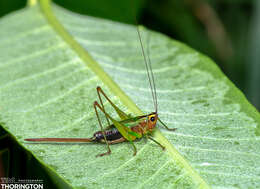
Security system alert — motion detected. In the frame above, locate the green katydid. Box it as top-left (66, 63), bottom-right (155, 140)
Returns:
top-left (25, 26), bottom-right (177, 157)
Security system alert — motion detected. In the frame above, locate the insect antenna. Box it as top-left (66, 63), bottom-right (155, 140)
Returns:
top-left (129, 3), bottom-right (158, 113)
top-left (136, 25), bottom-right (158, 113)
top-left (146, 37), bottom-right (158, 112)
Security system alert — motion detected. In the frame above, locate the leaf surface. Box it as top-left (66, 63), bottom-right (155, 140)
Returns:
top-left (0, 1), bottom-right (259, 188)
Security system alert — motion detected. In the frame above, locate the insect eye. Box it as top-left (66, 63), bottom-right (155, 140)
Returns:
top-left (150, 116), bottom-right (155, 122)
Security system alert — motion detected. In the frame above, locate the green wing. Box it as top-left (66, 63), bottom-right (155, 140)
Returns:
top-left (100, 110), bottom-right (142, 141)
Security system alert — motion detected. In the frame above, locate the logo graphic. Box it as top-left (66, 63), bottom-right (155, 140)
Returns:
top-left (1, 177), bottom-right (44, 189)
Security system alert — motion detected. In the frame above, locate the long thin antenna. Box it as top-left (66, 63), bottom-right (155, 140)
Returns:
top-left (136, 27), bottom-right (157, 112)
top-left (146, 38), bottom-right (157, 112)
top-left (129, 2), bottom-right (158, 113)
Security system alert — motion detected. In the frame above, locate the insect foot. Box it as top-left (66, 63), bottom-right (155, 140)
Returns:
top-left (96, 150), bottom-right (111, 157)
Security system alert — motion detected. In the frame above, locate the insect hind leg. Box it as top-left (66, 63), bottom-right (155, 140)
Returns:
top-left (96, 86), bottom-right (129, 120)
top-left (93, 101), bottom-right (111, 157)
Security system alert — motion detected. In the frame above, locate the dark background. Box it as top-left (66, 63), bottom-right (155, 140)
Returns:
top-left (0, 0), bottom-right (259, 110)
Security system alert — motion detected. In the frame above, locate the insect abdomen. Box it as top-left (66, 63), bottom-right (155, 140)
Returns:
top-left (94, 127), bottom-right (122, 141)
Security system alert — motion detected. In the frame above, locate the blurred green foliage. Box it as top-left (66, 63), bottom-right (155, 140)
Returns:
top-left (0, 0), bottom-right (258, 110)
top-left (0, 0), bottom-right (26, 17)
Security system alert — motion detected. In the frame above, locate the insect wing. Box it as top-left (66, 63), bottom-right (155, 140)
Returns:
top-left (110, 118), bottom-right (135, 141)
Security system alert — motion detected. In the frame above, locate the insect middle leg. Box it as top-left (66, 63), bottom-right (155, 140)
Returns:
top-left (147, 135), bottom-right (165, 150)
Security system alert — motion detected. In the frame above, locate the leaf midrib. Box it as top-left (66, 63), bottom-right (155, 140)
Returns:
top-left (38, 0), bottom-right (210, 188)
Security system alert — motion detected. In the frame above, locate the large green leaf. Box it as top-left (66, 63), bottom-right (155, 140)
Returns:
top-left (0, 1), bottom-right (260, 188)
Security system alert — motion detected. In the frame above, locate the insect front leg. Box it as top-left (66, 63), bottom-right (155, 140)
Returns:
top-left (158, 117), bottom-right (177, 131)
